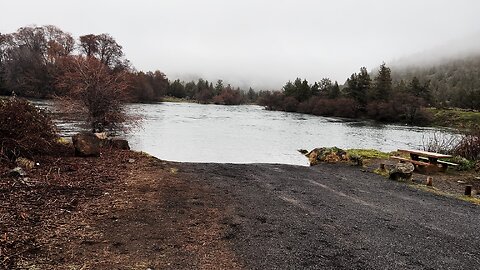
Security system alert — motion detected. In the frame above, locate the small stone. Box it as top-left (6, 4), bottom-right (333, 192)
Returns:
top-left (94, 132), bottom-right (108, 140)
top-left (297, 149), bottom-right (308, 155)
top-left (16, 157), bottom-right (35, 170)
top-left (128, 159), bottom-right (135, 163)
top-left (9, 167), bottom-right (27, 177)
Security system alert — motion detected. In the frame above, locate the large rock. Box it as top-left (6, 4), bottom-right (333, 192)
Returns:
top-left (72, 133), bottom-right (100, 157)
top-left (389, 162), bottom-right (415, 181)
top-left (306, 147), bottom-right (348, 166)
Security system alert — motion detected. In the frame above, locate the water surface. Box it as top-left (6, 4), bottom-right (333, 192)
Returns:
top-left (127, 103), bottom-right (456, 166)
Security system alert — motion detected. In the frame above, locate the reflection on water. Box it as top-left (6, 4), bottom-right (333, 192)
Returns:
top-left (124, 102), bottom-right (457, 166)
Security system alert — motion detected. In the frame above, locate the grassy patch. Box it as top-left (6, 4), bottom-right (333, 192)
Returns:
top-left (412, 184), bottom-right (480, 205)
top-left (373, 168), bottom-right (389, 177)
top-left (459, 195), bottom-right (480, 205)
top-left (161, 96), bottom-right (194, 103)
top-left (346, 149), bottom-right (390, 160)
top-left (428, 108), bottom-right (480, 129)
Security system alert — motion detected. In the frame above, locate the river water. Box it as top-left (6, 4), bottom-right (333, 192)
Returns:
top-left (123, 102), bottom-right (456, 166)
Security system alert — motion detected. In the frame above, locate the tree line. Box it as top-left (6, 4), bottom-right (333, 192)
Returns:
top-left (0, 25), bottom-right (254, 105)
top-left (258, 63), bottom-right (432, 124)
top-left (2, 25), bottom-right (478, 127)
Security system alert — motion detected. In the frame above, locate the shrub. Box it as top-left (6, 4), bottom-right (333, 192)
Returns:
top-left (297, 96), bottom-right (320, 114)
top-left (332, 98), bottom-right (359, 118)
top-left (422, 132), bottom-right (458, 154)
top-left (213, 88), bottom-right (243, 105)
top-left (449, 156), bottom-right (476, 171)
top-left (258, 91), bottom-right (285, 111)
top-left (0, 97), bottom-right (58, 160)
top-left (56, 56), bottom-right (132, 133)
top-left (283, 96), bottom-right (299, 112)
top-left (453, 127), bottom-right (480, 160)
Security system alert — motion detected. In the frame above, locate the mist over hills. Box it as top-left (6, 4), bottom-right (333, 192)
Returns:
top-left (389, 33), bottom-right (480, 109)
top-left (391, 32), bottom-right (480, 69)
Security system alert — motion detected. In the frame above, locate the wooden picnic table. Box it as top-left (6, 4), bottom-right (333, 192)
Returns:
top-left (392, 149), bottom-right (457, 172)
top-left (397, 149), bottom-right (452, 163)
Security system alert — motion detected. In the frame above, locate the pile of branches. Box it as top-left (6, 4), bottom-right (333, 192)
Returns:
top-left (0, 97), bottom-right (58, 161)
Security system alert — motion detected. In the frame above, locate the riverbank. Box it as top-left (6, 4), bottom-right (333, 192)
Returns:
top-left (428, 107), bottom-right (480, 129)
top-left (2, 146), bottom-right (480, 269)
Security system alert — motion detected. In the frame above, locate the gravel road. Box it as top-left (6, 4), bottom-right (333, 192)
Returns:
top-left (176, 162), bottom-right (480, 270)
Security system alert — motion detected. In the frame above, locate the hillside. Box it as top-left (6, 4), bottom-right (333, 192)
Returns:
top-left (391, 52), bottom-right (480, 110)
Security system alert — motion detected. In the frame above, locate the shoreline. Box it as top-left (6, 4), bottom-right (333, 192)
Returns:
top-left (4, 95), bottom-right (479, 129)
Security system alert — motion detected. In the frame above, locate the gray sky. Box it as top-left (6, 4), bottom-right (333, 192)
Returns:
top-left (1, 0), bottom-right (479, 89)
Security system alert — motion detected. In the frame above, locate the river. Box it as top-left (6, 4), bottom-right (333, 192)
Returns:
top-left (122, 102), bottom-right (455, 166)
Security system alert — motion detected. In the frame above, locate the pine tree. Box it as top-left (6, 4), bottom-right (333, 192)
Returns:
top-left (328, 81), bottom-right (340, 99)
top-left (345, 67), bottom-right (370, 106)
top-left (214, 80), bottom-right (224, 95)
top-left (372, 63), bottom-right (392, 101)
top-left (408, 77), bottom-right (431, 104)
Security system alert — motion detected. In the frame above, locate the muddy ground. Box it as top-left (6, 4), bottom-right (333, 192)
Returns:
top-left (1, 148), bottom-right (480, 269)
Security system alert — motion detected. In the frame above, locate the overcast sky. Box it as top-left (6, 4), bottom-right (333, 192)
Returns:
top-left (1, 0), bottom-right (479, 89)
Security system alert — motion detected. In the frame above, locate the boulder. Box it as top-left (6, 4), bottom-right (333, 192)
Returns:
top-left (108, 138), bottom-right (130, 150)
top-left (306, 147), bottom-right (348, 166)
top-left (389, 162), bottom-right (415, 181)
top-left (72, 132), bottom-right (101, 157)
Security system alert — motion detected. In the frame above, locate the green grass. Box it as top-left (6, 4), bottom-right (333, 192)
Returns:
top-left (161, 96), bottom-right (195, 103)
top-left (412, 185), bottom-right (480, 205)
top-left (346, 149), bottom-right (390, 160)
top-left (428, 108), bottom-right (480, 129)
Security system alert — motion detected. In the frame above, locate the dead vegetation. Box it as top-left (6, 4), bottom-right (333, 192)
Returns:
top-left (0, 97), bottom-right (58, 161)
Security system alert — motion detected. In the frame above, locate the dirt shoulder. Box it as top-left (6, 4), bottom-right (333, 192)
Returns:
top-left (2, 149), bottom-right (480, 269)
top-left (0, 149), bottom-right (242, 269)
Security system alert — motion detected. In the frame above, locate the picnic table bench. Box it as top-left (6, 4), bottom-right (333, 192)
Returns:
top-left (391, 149), bottom-right (458, 172)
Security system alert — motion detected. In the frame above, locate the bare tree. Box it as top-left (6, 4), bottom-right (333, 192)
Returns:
top-left (56, 56), bottom-right (132, 133)
top-left (79, 33), bottom-right (125, 69)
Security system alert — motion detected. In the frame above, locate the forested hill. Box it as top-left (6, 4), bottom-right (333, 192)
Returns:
top-left (391, 54), bottom-right (480, 110)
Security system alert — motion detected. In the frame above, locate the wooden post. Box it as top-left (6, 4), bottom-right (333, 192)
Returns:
top-left (426, 176), bottom-right (433, 186)
top-left (465, 185), bottom-right (472, 196)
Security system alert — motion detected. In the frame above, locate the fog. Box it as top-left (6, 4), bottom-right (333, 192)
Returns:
top-left (1, 0), bottom-right (479, 89)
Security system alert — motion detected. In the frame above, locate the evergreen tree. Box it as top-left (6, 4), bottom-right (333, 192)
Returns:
top-left (214, 79), bottom-right (224, 95)
top-left (168, 79), bottom-right (186, 98)
top-left (408, 77), bottom-right (431, 104)
top-left (318, 78), bottom-right (332, 96)
top-left (311, 82), bottom-right (320, 96)
top-left (345, 67), bottom-right (370, 106)
top-left (283, 80), bottom-right (296, 97)
top-left (372, 63), bottom-right (392, 101)
top-left (184, 81), bottom-right (197, 99)
top-left (247, 87), bottom-right (257, 102)
top-left (283, 78), bottom-right (311, 102)
top-left (328, 81), bottom-right (340, 99)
